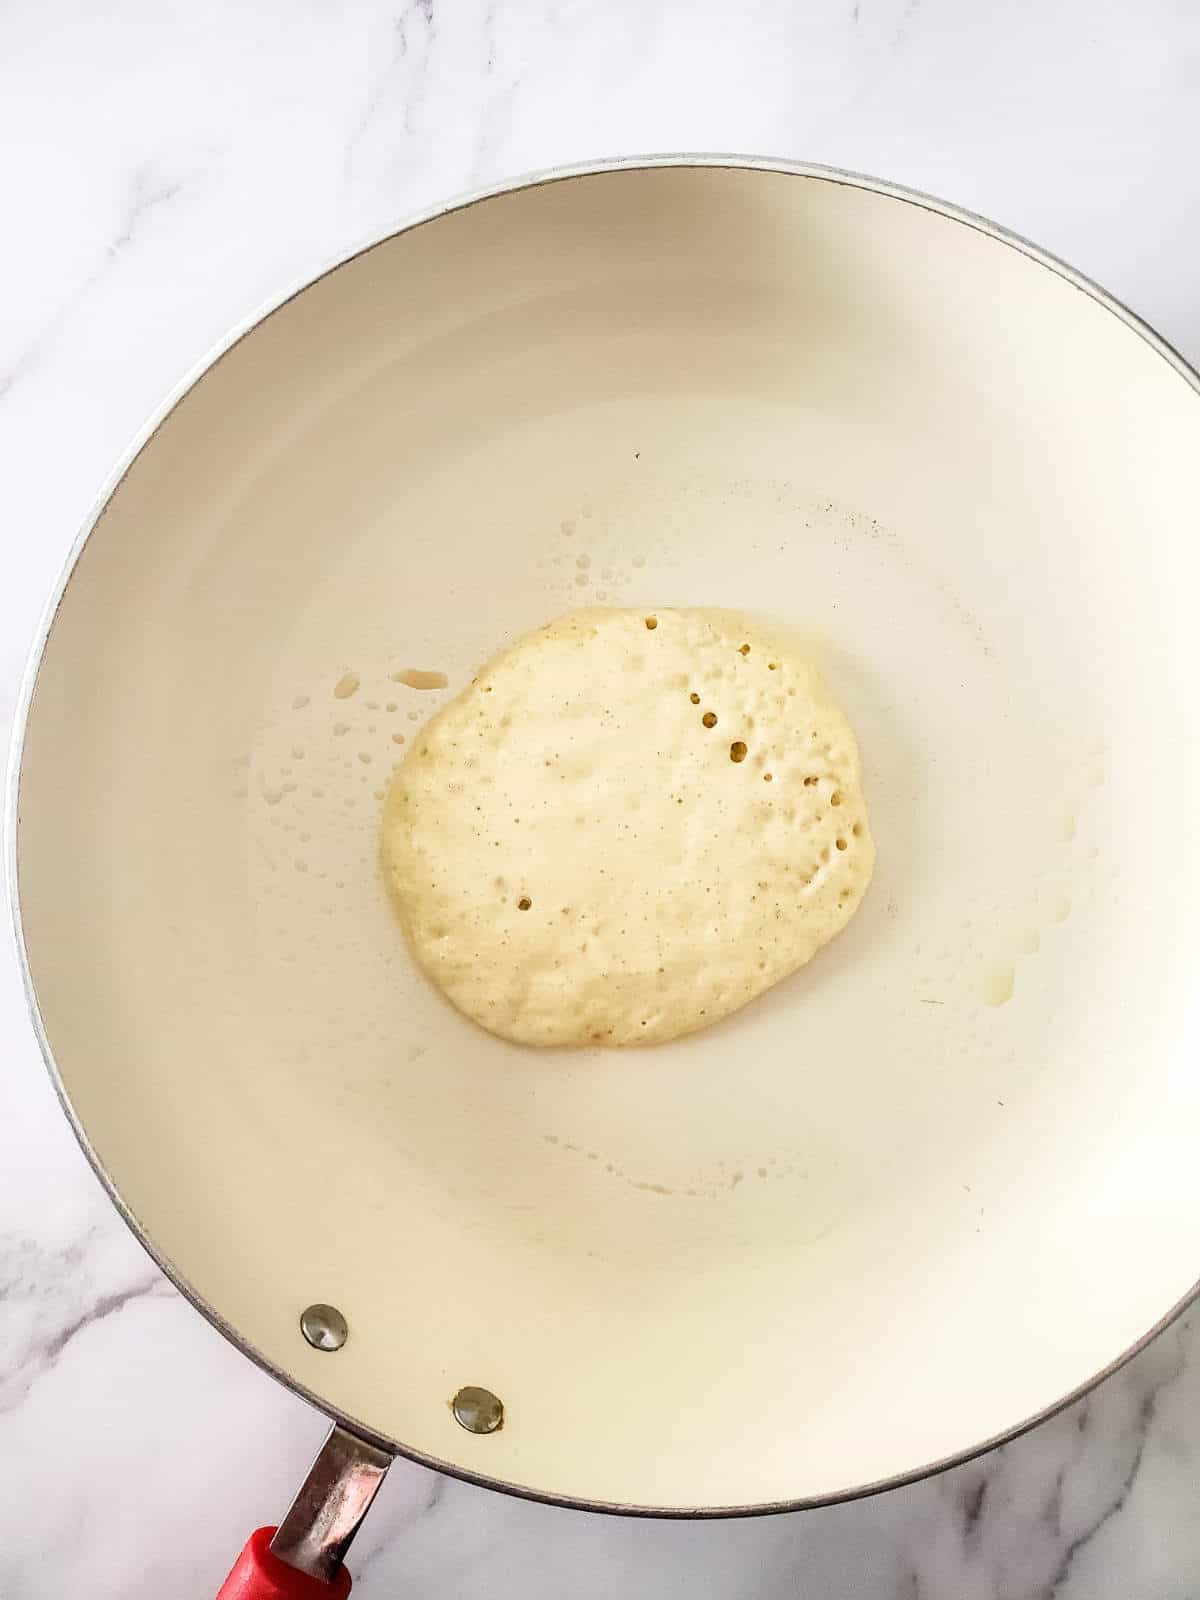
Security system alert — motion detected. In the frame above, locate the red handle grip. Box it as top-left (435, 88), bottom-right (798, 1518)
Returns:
top-left (217, 1528), bottom-right (352, 1600)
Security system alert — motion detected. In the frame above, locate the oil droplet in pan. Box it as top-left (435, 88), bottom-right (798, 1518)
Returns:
top-left (980, 965), bottom-right (1015, 1007)
top-left (391, 669), bottom-right (449, 690)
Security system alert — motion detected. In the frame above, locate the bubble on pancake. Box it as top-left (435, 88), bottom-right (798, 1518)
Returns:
top-left (381, 608), bottom-right (875, 1047)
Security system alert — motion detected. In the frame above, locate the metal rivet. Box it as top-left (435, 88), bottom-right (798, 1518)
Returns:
top-left (300, 1303), bottom-right (348, 1352)
top-left (452, 1385), bottom-right (504, 1434)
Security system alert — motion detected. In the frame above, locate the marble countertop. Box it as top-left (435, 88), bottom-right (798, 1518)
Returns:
top-left (3, 2), bottom-right (1200, 1595)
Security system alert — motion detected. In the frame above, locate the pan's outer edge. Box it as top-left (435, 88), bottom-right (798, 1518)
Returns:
top-left (7, 153), bottom-right (1200, 1520)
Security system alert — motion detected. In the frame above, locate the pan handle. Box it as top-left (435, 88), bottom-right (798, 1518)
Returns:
top-left (216, 1424), bottom-right (393, 1598)
top-left (216, 1528), bottom-right (352, 1598)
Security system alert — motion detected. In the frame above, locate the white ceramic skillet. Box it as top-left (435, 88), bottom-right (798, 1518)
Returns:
top-left (10, 158), bottom-right (1200, 1597)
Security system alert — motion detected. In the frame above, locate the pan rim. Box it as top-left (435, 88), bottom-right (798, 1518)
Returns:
top-left (7, 151), bottom-right (1200, 1519)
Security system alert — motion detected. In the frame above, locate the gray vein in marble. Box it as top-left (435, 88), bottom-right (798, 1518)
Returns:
top-left (0, 165), bottom-right (185, 406)
top-left (890, 0), bottom-right (921, 51)
top-left (0, 1230), bottom-right (171, 1413)
top-left (109, 166), bottom-right (185, 255)
top-left (1039, 1403), bottom-right (1090, 1542)
top-left (352, 1470), bottom-right (446, 1586)
top-left (1043, 1337), bottom-right (1187, 1598)
top-left (470, 5), bottom-right (523, 181)
top-left (345, 0), bottom-right (438, 172)
top-left (483, 0), bottom-right (497, 70)
top-left (38, 1273), bottom-right (168, 1366)
top-left (957, 1468), bottom-right (988, 1549)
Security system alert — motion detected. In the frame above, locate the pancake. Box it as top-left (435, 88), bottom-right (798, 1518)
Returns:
top-left (382, 607), bottom-right (874, 1046)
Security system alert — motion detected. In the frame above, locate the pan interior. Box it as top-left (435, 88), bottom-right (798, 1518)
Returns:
top-left (15, 165), bottom-right (1200, 1510)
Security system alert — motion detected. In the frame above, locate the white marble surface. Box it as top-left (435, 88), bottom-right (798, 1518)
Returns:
top-left (2, 2), bottom-right (1200, 1595)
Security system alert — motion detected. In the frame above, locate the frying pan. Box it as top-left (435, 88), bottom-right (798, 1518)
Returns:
top-left (10, 157), bottom-right (1200, 1596)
